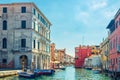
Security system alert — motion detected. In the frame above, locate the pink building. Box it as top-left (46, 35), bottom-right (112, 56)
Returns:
top-left (107, 9), bottom-right (120, 73)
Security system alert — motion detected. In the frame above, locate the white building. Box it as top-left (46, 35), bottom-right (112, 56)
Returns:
top-left (0, 2), bottom-right (51, 69)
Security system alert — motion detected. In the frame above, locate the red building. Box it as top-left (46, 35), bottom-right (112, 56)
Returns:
top-left (75, 45), bottom-right (92, 68)
top-left (107, 9), bottom-right (120, 73)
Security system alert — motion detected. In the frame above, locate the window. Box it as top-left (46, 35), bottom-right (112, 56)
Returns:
top-left (3, 7), bottom-right (7, 13)
top-left (34, 22), bottom-right (36, 30)
top-left (119, 18), bottom-right (120, 25)
top-left (116, 37), bottom-right (118, 49)
top-left (21, 20), bottom-right (26, 29)
top-left (33, 8), bottom-right (36, 15)
top-left (116, 21), bottom-right (118, 28)
top-left (34, 40), bottom-right (36, 48)
top-left (38, 42), bottom-right (40, 49)
top-left (38, 26), bottom-right (40, 32)
top-left (2, 59), bottom-right (7, 64)
top-left (3, 20), bottom-right (7, 30)
top-left (21, 39), bottom-right (26, 47)
top-left (2, 38), bottom-right (7, 49)
top-left (116, 58), bottom-right (117, 64)
top-left (21, 7), bottom-right (26, 13)
top-left (38, 13), bottom-right (40, 19)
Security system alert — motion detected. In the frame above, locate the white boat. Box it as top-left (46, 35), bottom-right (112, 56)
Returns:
top-left (18, 72), bottom-right (35, 78)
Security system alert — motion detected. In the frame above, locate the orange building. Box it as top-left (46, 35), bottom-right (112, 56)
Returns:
top-left (50, 43), bottom-right (55, 68)
top-left (57, 49), bottom-right (66, 65)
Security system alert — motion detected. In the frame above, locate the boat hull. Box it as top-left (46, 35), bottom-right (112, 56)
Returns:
top-left (18, 72), bottom-right (35, 78)
top-left (93, 70), bottom-right (101, 74)
top-left (85, 67), bottom-right (92, 70)
top-left (34, 69), bottom-right (55, 75)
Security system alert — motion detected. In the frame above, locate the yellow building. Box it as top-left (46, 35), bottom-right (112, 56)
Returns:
top-left (91, 45), bottom-right (100, 55)
top-left (100, 38), bottom-right (109, 71)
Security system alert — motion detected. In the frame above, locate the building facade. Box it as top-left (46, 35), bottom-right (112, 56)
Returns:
top-left (0, 2), bottom-right (51, 69)
top-left (107, 9), bottom-right (120, 72)
top-left (100, 38), bottom-right (109, 71)
top-left (64, 53), bottom-right (74, 65)
top-left (75, 45), bottom-right (92, 68)
top-left (57, 49), bottom-right (66, 65)
top-left (50, 43), bottom-right (55, 68)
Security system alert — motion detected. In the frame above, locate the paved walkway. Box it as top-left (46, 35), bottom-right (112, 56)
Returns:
top-left (0, 70), bottom-right (22, 77)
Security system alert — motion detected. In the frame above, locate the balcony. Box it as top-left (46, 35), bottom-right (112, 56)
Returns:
top-left (2, 13), bottom-right (8, 19)
top-left (12, 47), bottom-right (31, 52)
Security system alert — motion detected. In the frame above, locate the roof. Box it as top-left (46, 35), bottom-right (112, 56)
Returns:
top-left (0, 2), bottom-right (52, 26)
top-left (114, 8), bottom-right (120, 19)
top-left (106, 19), bottom-right (115, 29)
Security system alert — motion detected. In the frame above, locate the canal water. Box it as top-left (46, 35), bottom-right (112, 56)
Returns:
top-left (0, 66), bottom-right (112, 80)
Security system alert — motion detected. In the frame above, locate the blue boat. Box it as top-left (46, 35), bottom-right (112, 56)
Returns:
top-left (34, 69), bottom-right (55, 75)
top-left (18, 72), bottom-right (35, 78)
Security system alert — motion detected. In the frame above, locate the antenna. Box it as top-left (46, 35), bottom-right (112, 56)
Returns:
top-left (82, 36), bottom-right (84, 46)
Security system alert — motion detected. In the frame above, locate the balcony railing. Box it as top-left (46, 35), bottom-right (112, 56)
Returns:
top-left (12, 47), bottom-right (31, 52)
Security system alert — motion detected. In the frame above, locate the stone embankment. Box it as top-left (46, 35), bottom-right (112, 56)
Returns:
top-left (0, 70), bottom-right (21, 77)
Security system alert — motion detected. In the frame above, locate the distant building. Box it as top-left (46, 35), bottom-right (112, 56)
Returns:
top-left (57, 49), bottom-right (66, 65)
top-left (50, 43), bottom-right (55, 68)
top-left (91, 45), bottom-right (100, 55)
top-left (107, 9), bottom-right (120, 72)
top-left (65, 53), bottom-right (74, 64)
top-left (75, 45), bottom-right (92, 68)
top-left (0, 2), bottom-right (51, 69)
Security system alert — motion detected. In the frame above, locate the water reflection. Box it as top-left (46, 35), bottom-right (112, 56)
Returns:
top-left (0, 66), bottom-right (112, 80)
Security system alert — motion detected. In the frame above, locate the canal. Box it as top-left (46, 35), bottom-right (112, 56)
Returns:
top-left (0, 66), bottom-right (112, 80)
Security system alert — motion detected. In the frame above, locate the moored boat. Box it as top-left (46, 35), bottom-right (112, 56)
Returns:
top-left (92, 68), bottom-right (101, 74)
top-left (86, 67), bottom-right (92, 70)
top-left (54, 65), bottom-right (66, 70)
top-left (91, 55), bottom-right (102, 74)
top-left (18, 72), bottom-right (35, 78)
top-left (34, 69), bottom-right (55, 75)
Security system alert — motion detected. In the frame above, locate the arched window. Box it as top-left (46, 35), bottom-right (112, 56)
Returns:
top-left (3, 20), bottom-right (7, 30)
top-left (2, 38), bottom-right (7, 48)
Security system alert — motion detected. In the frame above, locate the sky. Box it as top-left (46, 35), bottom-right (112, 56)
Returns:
top-left (0, 0), bottom-right (120, 57)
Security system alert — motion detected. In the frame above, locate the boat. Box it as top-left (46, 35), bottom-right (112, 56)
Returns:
top-left (92, 68), bottom-right (101, 74)
top-left (86, 67), bottom-right (92, 70)
top-left (55, 65), bottom-right (66, 70)
top-left (18, 72), bottom-right (35, 78)
top-left (34, 69), bottom-right (55, 75)
top-left (59, 65), bottom-right (66, 70)
top-left (91, 55), bottom-right (102, 74)
top-left (84, 58), bottom-right (92, 70)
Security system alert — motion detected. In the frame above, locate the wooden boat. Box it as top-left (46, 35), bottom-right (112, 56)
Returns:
top-left (34, 69), bottom-right (55, 75)
top-left (18, 72), bottom-right (35, 78)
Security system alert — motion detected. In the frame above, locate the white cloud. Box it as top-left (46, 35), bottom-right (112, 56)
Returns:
top-left (90, 1), bottom-right (107, 10)
top-left (103, 10), bottom-right (116, 18)
top-left (75, 11), bottom-right (90, 24)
